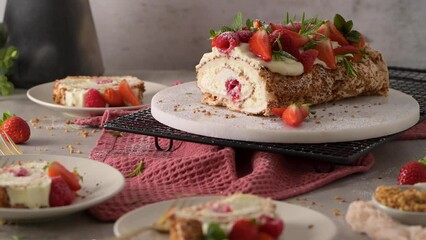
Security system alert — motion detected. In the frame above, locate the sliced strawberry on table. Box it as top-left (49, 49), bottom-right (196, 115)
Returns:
top-left (316, 38), bottom-right (337, 69)
top-left (299, 49), bottom-right (319, 72)
top-left (49, 176), bottom-right (76, 207)
top-left (317, 21), bottom-right (349, 46)
top-left (397, 158), bottom-right (426, 185)
top-left (47, 161), bottom-right (81, 191)
top-left (249, 29), bottom-right (272, 62)
top-left (0, 113), bottom-right (31, 144)
top-left (104, 88), bottom-right (125, 107)
top-left (282, 103), bottom-right (307, 127)
top-left (119, 80), bottom-right (141, 106)
top-left (299, 103), bottom-right (311, 118)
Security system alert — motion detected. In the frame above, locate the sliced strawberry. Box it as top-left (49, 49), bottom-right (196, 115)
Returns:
top-left (334, 45), bottom-right (363, 63)
top-left (253, 20), bottom-right (263, 29)
top-left (316, 38), bottom-right (336, 69)
top-left (270, 23), bottom-right (294, 32)
top-left (275, 31), bottom-right (301, 59)
top-left (274, 28), bottom-right (308, 48)
top-left (317, 21), bottom-right (349, 46)
top-left (249, 29), bottom-right (272, 62)
top-left (282, 103), bottom-right (306, 127)
top-left (272, 107), bottom-right (286, 117)
top-left (119, 80), bottom-right (141, 106)
top-left (333, 45), bottom-right (359, 56)
top-left (299, 49), bottom-right (319, 72)
top-left (300, 103), bottom-right (311, 118)
top-left (211, 35), bottom-right (218, 47)
top-left (104, 88), bottom-right (125, 107)
top-left (84, 89), bottom-right (106, 108)
top-left (47, 161), bottom-right (81, 191)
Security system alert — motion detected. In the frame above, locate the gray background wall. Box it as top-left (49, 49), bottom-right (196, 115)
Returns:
top-left (1, 0), bottom-right (425, 71)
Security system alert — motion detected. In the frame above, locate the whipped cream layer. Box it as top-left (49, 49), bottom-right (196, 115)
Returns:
top-left (0, 161), bottom-right (51, 208)
top-left (56, 76), bottom-right (143, 107)
top-left (175, 194), bottom-right (276, 234)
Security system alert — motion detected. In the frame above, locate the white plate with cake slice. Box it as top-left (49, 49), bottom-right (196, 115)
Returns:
top-left (0, 154), bottom-right (124, 222)
top-left (27, 81), bottom-right (168, 117)
top-left (113, 195), bottom-right (337, 240)
top-left (151, 82), bottom-right (420, 143)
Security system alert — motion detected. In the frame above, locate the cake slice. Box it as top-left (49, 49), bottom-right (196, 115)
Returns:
top-left (169, 194), bottom-right (284, 240)
top-left (0, 161), bottom-right (81, 208)
top-left (53, 76), bottom-right (145, 107)
top-left (196, 13), bottom-right (389, 116)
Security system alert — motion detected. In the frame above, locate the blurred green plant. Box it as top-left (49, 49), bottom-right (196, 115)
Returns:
top-left (0, 23), bottom-right (19, 96)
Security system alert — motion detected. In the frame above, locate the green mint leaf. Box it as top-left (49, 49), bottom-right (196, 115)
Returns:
top-left (346, 30), bottom-right (360, 42)
top-left (272, 51), bottom-right (297, 61)
top-left (333, 14), bottom-right (346, 31)
top-left (246, 18), bottom-right (253, 29)
top-left (220, 26), bottom-right (234, 33)
top-left (341, 57), bottom-right (359, 77)
top-left (205, 223), bottom-right (227, 240)
top-left (231, 12), bottom-right (243, 31)
top-left (342, 20), bottom-right (354, 34)
top-left (126, 160), bottom-right (144, 178)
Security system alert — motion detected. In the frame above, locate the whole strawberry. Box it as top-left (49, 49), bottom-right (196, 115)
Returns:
top-left (84, 88), bottom-right (106, 107)
top-left (397, 158), bottom-right (426, 185)
top-left (0, 113), bottom-right (31, 144)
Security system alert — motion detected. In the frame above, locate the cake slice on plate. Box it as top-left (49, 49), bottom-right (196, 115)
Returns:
top-left (169, 194), bottom-right (284, 240)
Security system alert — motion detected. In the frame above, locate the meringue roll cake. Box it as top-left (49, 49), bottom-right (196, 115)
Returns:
top-left (196, 13), bottom-right (389, 116)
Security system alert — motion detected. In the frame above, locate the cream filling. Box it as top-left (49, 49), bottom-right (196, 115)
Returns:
top-left (0, 161), bottom-right (51, 208)
top-left (197, 58), bottom-right (268, 114)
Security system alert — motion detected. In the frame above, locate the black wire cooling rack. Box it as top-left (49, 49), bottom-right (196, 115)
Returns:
top-left (104, 67), bottom-right (426, 165)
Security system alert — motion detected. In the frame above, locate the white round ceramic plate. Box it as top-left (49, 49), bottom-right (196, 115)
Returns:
top-left (114, 195), bottom-right (337, 240)
top-left (0, 154), bottom-right (124, 221)
top-left (27, 81), bottom-right (168, 117)
top-left (151, 82), bottom-right (420, 143)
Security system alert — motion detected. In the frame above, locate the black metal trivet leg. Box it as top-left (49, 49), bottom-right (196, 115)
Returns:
top-left (314, 159), bottom-right (334, 173)
top-left (154, 137), bottom-right (174, 151)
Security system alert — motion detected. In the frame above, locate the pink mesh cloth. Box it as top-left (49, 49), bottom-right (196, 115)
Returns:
top-left (77, 109), bottom-right (424, 221)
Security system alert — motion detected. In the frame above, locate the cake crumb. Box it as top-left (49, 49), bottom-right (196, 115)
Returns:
top-left (332, 208), bottom-right (342, 216)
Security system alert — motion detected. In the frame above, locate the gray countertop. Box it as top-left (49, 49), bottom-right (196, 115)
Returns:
top-left (0, 70), bottom-right (425, 240)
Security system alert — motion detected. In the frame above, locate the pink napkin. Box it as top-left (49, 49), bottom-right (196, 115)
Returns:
top-left (75, 109), bottom-right (424, 222)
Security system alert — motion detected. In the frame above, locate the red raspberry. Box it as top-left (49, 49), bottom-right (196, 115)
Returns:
top-left (84, 88), bottom-right (106, 107)
top-left (49, 176), bottom-right (76, 207)
top-left (215, 32), bottom-right (240, 54)
top-left (225, 79), bottom-right (241, 101)
top-left (237, 30), bottom-right (253, 43)
top-left (299, 49), bottom-right (319, 72)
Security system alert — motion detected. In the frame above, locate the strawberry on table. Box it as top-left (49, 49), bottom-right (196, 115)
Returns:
top-left (249, 29), bottom-right (272, 62)
top-left (0, 113), bottom-right (30, 144)
top-left (47, 161), bottom-right (81, 191)
top-left (397, 158), bottom-right (426, 185)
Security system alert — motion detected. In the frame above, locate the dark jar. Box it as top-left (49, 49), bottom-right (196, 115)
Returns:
top-left (3, 0), bottom-right (104, 88)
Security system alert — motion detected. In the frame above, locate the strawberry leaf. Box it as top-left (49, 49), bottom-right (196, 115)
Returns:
top-left (419, 158), bottom-right (426, 167)
top-left (126, 160), bottom-right (144, 178)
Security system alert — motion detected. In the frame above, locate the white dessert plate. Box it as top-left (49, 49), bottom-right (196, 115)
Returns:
top-left (151, 82), bottom-right (420, 143)
top-left (372, 185), bottom-right (426, 226)
top-left (114, 195), bottom-right (337, 240)
top-left (0, 154), bottom-right (124, 221)
top-left (27, 81), bottom-right (168, 117)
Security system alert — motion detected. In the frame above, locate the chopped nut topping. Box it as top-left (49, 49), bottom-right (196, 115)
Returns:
top-left (375, 186), bottom-right (426, 212)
